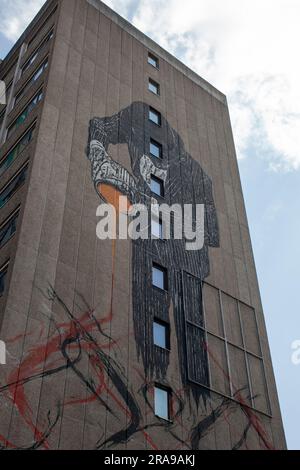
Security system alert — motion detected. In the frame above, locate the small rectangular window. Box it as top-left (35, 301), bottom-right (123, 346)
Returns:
top-left (148, 52), bottom-right (159, 69)
top-left (154, 386), bottom-right (170, 420)
top-left (152, 263), bottom-right (167, 291)
top-left (0, 262), bottom-right (9, 297)
top-left (151, 175), bottom-right (164, 197)
top-left (151, 216), bottom-right (163, 239)
top-left (148, 78), bottom-right (160, 96)
top-left (150, 138), bottom-right (162, 159)
top-left (149, 107), bottom-right (161, 126)
top-left (153, 320), bottom-right (170, 349)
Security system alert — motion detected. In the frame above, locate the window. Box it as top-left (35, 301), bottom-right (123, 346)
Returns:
top-left (151, 216), bottom-right (163, 239)
top-left (151, 175), bottom-right (164, 197)
top-left (0, 163), bottom-right (28, 209)
top-left (0, 107), bottom-right (5, 129)
top-left (150, 138), bottom-right (162, 159)
top-left (7, 90), bottom-right (43, 140)
top-left (148, 52), bottom-right (159, 69)
top-left (149, 107), bottom-right (161, 126)
top-left (0, 208), bottom-right (20, 249)
top-left (148, 78), bottom-right (160, 96)
top-left (22, 29), bottom-right (53, 75)
top-left (154, 386), bottom-right (170, 420)
top-left (15, 59), bottom-right (48, 106)
top-left (152, 263), bottom-right (167, 291)
top-left (153, 320), bottom-right (169, 349)
top-left (0, 125), bottom-right (35, 177)
top-left (0, 262), bottom-right (9, 297)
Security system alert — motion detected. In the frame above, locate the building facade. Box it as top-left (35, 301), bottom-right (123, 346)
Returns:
top-left (0, 0), bottom-right (286, 450)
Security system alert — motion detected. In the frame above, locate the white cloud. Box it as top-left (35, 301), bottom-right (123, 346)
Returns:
top-left (2, 0), bottom-right (299, 171)
top-left (0, 0), bottom-right (45, 41)
top-left (103, 0), bottom-right (300, 172)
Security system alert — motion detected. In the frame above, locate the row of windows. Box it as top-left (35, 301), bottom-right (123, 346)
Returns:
top-left (0, 27), bottom-right (52, 143)
top-left (6, 90), bottom-right (43, 140)
top-left (0, 207), bottom-right (20, 250)
top-left (22, 29), bottom-right (53, 75)
top-left (0, 125), bottom-right (35, 177)
top-left (0, 162), bottom-right (29, 209)
top-left (15, 59), bottom-right (48, 107)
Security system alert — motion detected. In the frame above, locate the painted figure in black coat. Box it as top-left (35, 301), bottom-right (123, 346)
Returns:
top-left (87, 101), bottom-right (219, 404)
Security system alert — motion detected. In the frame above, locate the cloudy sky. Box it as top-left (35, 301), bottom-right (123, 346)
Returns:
top-left (1, 0), bottom-right (300, 449)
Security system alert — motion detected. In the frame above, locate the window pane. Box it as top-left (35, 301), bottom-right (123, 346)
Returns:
top-left (149, 107), bottom-right (161, 125)
top-left (154, 321), bottom-right (167, 349)
top-left (151, 175), bottom-right (164, 197)
top-left (7, 91), bottom-right (42, 139)
top-left (152, 265), bottom-right (166, 290)
top-left (151, 217), bottom-right (162, 239)
top-left (0, 126), bottom-right (34, 177)
top-left (149, 79), bottom-right (160, 95)
top-left (0, 210), bottom-right (19, 249)
top-left (154, 387), bottom-right (169, 420)
top-left (148, 53), bottom-right (159, 68)
top-left (0, 164), bottom-right (28, 208)
top-left (150, 139), bottom-right (162, 159)
top-left (0, 265), bottom-right (8, 297)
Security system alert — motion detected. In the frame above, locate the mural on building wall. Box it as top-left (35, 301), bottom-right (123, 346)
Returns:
top-left (0, 102), bottom-right (274, 450)
top-left (87, 101), bottom-right (219, 400)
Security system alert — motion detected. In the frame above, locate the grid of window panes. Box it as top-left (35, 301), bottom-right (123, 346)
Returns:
top-left (200, 281), bottom-right (270, 415)
top-left (150, 175), bottom-right (164, 197)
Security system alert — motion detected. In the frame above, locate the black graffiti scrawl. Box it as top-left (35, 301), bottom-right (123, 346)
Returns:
top-left (87, 101), bottom-right (219, 402)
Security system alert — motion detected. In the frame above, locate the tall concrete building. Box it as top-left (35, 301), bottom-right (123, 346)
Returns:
top-left (0, 0), bottom-right (286, 450)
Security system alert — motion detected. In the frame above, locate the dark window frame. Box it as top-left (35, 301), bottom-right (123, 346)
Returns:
top-left (150, 174), bottom-right (164, 198)
top-left (148, 78), bottom-right (160, 96)
top-left (149, 106), bottom-right (161, 126)
top-left (153, 318), bottom-right (170, 350)
top-left (152, 262), bottom-right (168, 292)
top-left (0, 124), bottom-right (35, 177)
top-left (154, 384), bottom-right (172, 421)
top-left (0, 161), bottom-right (29, 209)
top-left (148, 52), bottom-right (159, 69)
top-left (0, 206), bottom-right (20, 250)
top-left (150, 138), bottom-right (163, 159)
top-left (0, 261), bottom-right (9, 298)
